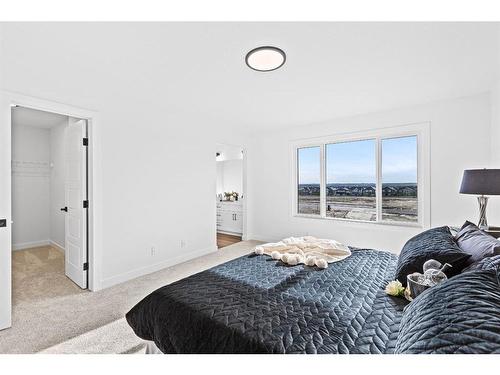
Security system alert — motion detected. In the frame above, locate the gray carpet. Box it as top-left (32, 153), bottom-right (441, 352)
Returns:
top-left (0, 240), bottom-right (262, 354)
top-left (39, 318), bottom-right (146, 354)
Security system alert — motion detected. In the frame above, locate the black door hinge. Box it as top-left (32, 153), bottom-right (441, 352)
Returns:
top-left (83, 137), bottom-right (88, 146)
top-left (83, 200), bottom-right (89, 208)
top-left (83, 262), bottom-right (89, 271)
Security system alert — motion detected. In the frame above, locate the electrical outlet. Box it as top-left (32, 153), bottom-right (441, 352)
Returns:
top-left (180, 240), bottom-right (186, 248)
top-left (150, 246), bottom-right (156, 256)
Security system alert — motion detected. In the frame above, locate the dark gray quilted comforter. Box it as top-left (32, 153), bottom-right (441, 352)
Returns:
top-left (126, 248), bottom-right (408, 353)
top-left (395, 267), bottom-right (500, 354)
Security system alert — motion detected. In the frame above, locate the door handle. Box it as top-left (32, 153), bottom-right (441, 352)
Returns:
top-left (60, 207), bottom-right (68, 212)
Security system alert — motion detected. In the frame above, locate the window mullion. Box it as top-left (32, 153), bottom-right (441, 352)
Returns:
top-left (320, 143), bottom-right (326, 218)
top-left (376, 138), bottom-right (382, 222)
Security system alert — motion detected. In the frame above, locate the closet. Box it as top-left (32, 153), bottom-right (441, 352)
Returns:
top-left (11, 109), bottom-right (68, 252)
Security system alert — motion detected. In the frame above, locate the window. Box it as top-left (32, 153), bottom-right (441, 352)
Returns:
top-left (381, 136), bottom-right (418, 223)
top-left (297, 146), bottom-right (321, 215)
top-left (326, 139), bottom-right (376, 221)
top-left (293, 127), bottom-right (426, 226)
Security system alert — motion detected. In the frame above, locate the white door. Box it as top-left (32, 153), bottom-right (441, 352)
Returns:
top-left (0, 98), bottom-right (12, 330)
top-left (64, 118), bottom-right (88, 289)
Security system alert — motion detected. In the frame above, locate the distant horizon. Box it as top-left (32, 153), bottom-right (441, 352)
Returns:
top-left (299, 182), bottom-right (417, 186)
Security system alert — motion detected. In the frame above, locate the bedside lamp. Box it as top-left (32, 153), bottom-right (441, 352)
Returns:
top-left (460, 169), bottom-right (500, 230)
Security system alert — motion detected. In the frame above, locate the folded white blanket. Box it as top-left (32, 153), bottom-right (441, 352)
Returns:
top-left (254, 236), bottom-right (351, 269)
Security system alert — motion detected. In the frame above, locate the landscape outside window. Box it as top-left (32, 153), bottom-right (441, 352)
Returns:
top-left (297, 146), bottom-right (321, 215)
top-left (297, 135), bottom-right (418, 223)
top-left (381, 135), bottom-right (418, 223)
top-left (326, 139), bottom-right (377, 221)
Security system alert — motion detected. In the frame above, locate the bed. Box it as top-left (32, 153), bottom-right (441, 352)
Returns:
top-left (126, 226), bottom-right (500, 354)
top-left (126, 248), bottom-right (408, 354)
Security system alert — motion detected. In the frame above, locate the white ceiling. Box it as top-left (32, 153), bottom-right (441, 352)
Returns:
top-left (2, 22), bottom-right (499, 133)
top-left (11, 106), bottom-right (68, 129)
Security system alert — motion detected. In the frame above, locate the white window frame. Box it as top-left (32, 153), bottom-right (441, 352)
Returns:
top-left (291, 122), bottom-right (430, 228)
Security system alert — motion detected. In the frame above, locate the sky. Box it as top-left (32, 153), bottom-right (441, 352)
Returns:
top-left (298, 136), bottom-right (417, 184)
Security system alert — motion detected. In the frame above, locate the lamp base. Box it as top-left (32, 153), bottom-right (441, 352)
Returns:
top-left (477, 195), bottom-right (489, 230)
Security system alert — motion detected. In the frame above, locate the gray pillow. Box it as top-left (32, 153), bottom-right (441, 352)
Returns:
top-left (463, 254), bottom-right (500, 272)
top-left (455, 221), bottom-right (500, 266)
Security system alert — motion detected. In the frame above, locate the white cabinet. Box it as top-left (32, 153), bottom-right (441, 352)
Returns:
top-left (217, 201), bottom-right (243, 235)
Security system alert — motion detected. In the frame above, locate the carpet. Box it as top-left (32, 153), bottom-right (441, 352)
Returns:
top-left (0, 240), bottom-right (262, 354)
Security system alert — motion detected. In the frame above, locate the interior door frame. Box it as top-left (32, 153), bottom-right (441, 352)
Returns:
top-left (215, 143), bottom-right (248, 244)
top-left (0, 91), bottom-right (103, 330)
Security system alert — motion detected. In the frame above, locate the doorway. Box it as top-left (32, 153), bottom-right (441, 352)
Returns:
top-left (216, 144), bottom-right (245, 249)
top-left (11, 106), bottom-right (89, 304)
top-left (0, 93), bottom-right (99, 331)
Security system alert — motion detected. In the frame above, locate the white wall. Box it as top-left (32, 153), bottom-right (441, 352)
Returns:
top-left (491, 81), bottom-right (500, 165)
top-left (488, 80), bottom-right (500, 221)
top-left (49, 120), bottom-right (67, 249)
top-left (222, 160), bottom-right (243, 195)
top-left (216, 162), bottom-right (224, 195)
top-left (11, 121), bottom-right (67, 250)
top-left (216, 145), bottom-right (243, 161)
top-left (11, 124), bottom-right (51, 249)
top-left (246, 94), bottom-right (493, 253)
top-left (216, 160), bottom-right (243, 196)
top-left (0, 24), bottom-right (249, 289)
top-left (491, 27), bottom-right (500, 166)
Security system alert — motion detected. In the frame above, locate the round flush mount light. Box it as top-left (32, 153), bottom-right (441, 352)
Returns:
top-left (245, 46), bottom-right (286, 72)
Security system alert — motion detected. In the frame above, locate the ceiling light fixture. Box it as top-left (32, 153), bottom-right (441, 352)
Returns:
top-left (245, 46), bottom-right (286, 72)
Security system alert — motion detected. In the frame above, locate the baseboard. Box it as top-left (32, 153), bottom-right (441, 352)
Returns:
top-left (12, 240), bottom-right (50, 251)
top-left (217, 230), bottom-right (243, 236)
top-left (100, 245), bottom-right (218, 289)
top-left (50, 240), bottom-right (65, 253)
